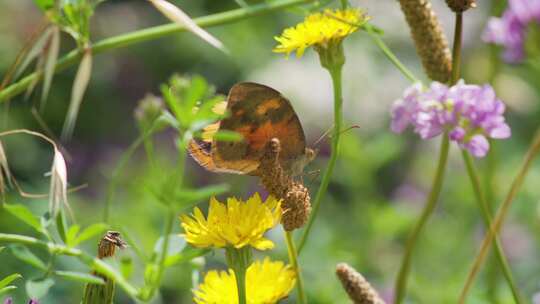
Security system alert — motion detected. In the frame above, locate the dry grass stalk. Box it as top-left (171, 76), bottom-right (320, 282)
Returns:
top-left (398, 0), bottom-right (452, 82)
top-left (336, 263), bottom-right (386, 304)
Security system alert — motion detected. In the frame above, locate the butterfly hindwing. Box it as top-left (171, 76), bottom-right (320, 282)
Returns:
top-left (215, 83), bottom-right (306, 168)
top-left (189, 82), bottom-right (308, 175)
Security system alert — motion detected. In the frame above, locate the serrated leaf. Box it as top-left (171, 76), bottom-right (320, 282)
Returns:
top-left (3, 204), bottom-right (43, 233)
top-left (54, 271), bottom-right (104, 285)
top-left (0, 274), bottom-right (22, 289)
top-left (62, 50), bottom-right (92, 140)
top-left (9, 245), bottom-right (46, 271)
top-left (212, 130), bottom-right (243, 142)
top-left (72, 223), bottom-right (108, 247)
top-left (66, 224), bottom-right (80, 246)
top-left (41, 26), bottom-right (60, 111)
top-left (26, 278), bottom-right (54, 299)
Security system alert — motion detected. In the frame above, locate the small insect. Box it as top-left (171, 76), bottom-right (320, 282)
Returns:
top-left (188, 82), bottom-right (315, 177)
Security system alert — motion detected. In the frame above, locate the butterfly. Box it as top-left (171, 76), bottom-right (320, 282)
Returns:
top-left (188, 82), bottom-right (315, 177)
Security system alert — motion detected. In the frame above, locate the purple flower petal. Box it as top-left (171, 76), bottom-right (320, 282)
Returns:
top-left (463, 135), bottom-right (490, 158)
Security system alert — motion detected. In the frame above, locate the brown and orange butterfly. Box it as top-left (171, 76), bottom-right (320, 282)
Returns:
top-left (188, 82), bottom-right (315, 176)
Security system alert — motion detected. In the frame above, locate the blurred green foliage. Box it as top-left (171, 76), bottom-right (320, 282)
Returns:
top-left (0, 0), bottom-right (540, 303)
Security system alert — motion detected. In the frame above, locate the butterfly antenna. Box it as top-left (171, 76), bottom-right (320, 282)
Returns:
top-left (329, 124), bottom-right (361, 138)
top-left (312, 125), bottom-right (334, 148)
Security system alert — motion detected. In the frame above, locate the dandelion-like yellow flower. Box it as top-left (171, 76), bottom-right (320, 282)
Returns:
top-left (194, 257), bottom-right (296, 304)
top-left (180, 193), bottom-right (281, 250)
top-left (273, 8), bottom-right (368, 58)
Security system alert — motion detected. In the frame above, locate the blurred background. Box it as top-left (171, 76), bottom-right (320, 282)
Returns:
top-left (1, 0), bottom-right (540, 303)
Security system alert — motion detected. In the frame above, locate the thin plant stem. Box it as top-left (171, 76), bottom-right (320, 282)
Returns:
top-left (0, 0), bottom-right (314, 103)
top-left (298, 64), bottom-right (343, 253)
top-left (225, 247), bottom-right (251, 304)
top-left (394, 134), bottom-right (450, 304)
top-left (0, 233), bottom-right (140, 299)
top-left (365, 25), bottom-right (419, 83)
top-left (103, 124), bottom-right (158, 222)
top-left (461, 151), bottom-right (523, 304)
top-left (451, 12), bottom-right (463, 84)
top-left (285, 231), bottom-right (307, 304)
top-left (459, 130), bottom-right (540, 303)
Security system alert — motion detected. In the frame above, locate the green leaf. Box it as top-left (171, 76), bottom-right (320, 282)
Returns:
top-left (26, 278), bottom-right (54, 299)
top-left (119, 256), bottom-right (133, 279)
top-left (54, 271), bottom-right (104, 285)
top-left (4, 204), bottom-right (43, 233)
top-left (56, 210), bottom-right (68, 244)
top-left (72, 223), bottom-right (108, 247)
top-left (33, 0), bottom-right (55, 11)
top-left (66, 224), bottom-right (80, 246)
top-left (0, 273), bottom-right (22, 289)
top-left (0, 247), bottom-right (5, 254)
top-left (175, 184), bottom-right (229, 207)
top-left (153, 234), bottom-right (185, 257)
top-left (164, 247), bottom-right (210, 267)
top-left (184, 75), bottom-right (208, 110)
top-left (9, 245), bottom-right (46, 271)
top-left (212, 130), bottom-right (243, 142)
top-left (0, 286), bottom-right (17, 297)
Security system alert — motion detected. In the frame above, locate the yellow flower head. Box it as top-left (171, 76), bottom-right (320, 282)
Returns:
top-left (180, 193), bottom-right (281, 250)
top-left (273, 8), bottom-right (369, 58)
top-left (194, 257), bottom-right (296, 304)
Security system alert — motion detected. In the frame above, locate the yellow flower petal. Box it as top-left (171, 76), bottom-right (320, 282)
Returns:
top-left (273, 8), bottom-right (369, 58)
top-left (194, 258), bottom-right (296, 304)
top-left (180, 193), bottom-right (281, 250)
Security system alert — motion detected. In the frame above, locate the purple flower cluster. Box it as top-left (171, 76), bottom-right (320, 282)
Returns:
top-left (391, 81), bottom-right (511, 157)
top-left (483, 0), bottom-right (540, 63)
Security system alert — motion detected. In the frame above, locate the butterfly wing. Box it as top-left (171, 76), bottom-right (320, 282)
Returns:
top-left (213, 82), bottom-right (307, 174)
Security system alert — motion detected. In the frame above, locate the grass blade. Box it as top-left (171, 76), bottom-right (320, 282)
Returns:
top-left (149, 0), bottom-right (227, 53)
top-left (41, 26), bottom-right (60, 111)
top-left (62, 49), bottom-right (92, 140)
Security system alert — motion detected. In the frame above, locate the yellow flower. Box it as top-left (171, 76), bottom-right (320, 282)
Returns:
top-left (273, 8), bottom-right (368, 58)
top-left (194, 257), bottom-right (296, 304)
top-left (180, 193), bottom-right (281, 250)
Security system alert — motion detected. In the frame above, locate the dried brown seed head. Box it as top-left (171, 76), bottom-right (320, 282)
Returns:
top-left (258, 138), bottom-right (311, 231)
top-left (336, 263), bottom-right (386, 304)
top-left (445, 0), bottom-right (477, 12)
top-left (398, 0), bottom-right (452, 82)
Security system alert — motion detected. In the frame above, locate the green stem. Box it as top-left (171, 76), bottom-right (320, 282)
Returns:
top-left (451, 12), bottom-right (463, 84)
top-left (459, 130), bottom-right (540, 303)
top-left (0, 233), bottom-right (140, 299)
top-left (365, 25), bottom-right (419, 83)
top-left (298, 64), bottom-right (343, 253)
top-left (285, 231), bottom-right (307, 304)
top-left (225, 247), bottom-right (252, 304)
top-left (103, 124), bottom-right (158, 223)
top-left (142, 139), bottom-right (188, 301)
top-left (461, 151), bottom-right (523, 304)
top-left (0, 0), bottom-right (314, 103)
top-left (394, 134), bottom-right (450, 304)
